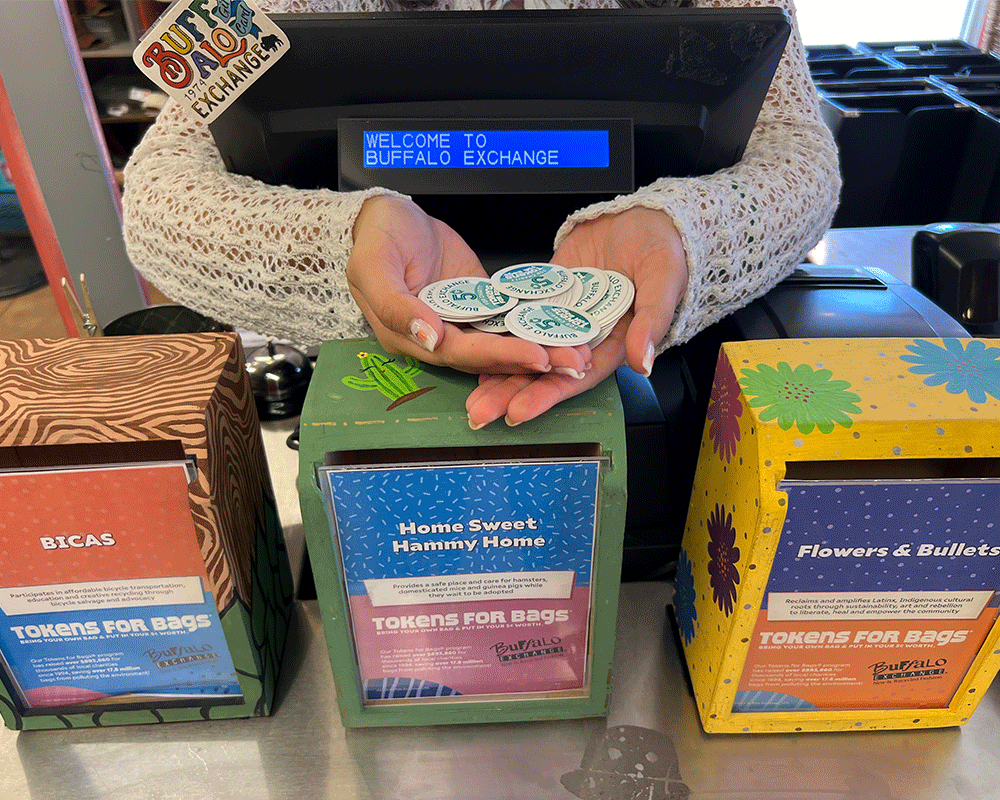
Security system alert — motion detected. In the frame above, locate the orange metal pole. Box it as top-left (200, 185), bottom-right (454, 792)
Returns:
top-left (0, 69), bottom-right (80, 337)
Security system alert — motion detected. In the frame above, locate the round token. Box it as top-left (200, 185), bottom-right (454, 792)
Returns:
top-left (550, 273), bottom-right (585, 308)
top-left (468, 313), bottom-right (511, 333)
top-left (504, 302), bottom-right (596, 346)
top-left (419, 278), bottom-right (517, 321)
top-left (491, 263), bottom-right (575, 299)
top-left (582, 272), bottom-right (636, 347)
top-left (571, 268), bottom-right (611, 312)
top-left (585, 271), bottom-right (635, 328)
top-left (588, 328), bottom-right (611, 347)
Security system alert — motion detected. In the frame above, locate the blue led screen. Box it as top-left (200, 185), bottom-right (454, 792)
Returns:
top-left (363, 130), bottom-right (611, 169)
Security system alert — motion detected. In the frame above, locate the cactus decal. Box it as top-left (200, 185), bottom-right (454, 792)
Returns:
top-left (343, 352), bottom-right (436, 410)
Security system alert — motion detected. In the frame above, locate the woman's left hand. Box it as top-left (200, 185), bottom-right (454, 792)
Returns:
top-left (466, 206), bottom-right (689, 428)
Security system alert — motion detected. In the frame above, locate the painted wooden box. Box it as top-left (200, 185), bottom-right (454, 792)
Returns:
top-left (297, 337), bottom-right (626, 727)
top-left (675, 337), bottom-right (1000, 733)
top-left (0, 334), bottom-right (293, 730)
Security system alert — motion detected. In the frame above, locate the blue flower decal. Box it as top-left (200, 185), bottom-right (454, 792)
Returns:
top-left (901, 338), bottom-right (1000, 403)
top-left (673, 548), bottom-right (697, 646)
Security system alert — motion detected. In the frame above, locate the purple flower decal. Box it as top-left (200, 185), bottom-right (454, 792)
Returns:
top-left (706, 355), bottom-right (743, 462)
top-left (707, 504), bottom-right (740, 616)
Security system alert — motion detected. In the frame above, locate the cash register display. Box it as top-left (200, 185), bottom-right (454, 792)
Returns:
top-left (363, 129), bottom-right (609, 170)
top-left (209, 8), bottom-right (789, 261)
top-left (340, 118), bottom-right (633, 194)
top-left (210, 9), bottom-right (790, 192)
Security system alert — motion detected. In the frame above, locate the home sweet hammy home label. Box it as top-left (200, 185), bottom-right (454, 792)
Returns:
top-left (676, 337), bottom-right (1000, 733)
top-left (297, 338), bottom-right (627, 728)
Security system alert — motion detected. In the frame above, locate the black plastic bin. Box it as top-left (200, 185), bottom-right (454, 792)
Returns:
top-left (809, 40), bottom-right (1000, 227)
top-left (821, 90), bottom-right (976, 226)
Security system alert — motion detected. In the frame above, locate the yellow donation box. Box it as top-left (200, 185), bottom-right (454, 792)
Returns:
top-left (675, 337), bottom-right (1000, 733)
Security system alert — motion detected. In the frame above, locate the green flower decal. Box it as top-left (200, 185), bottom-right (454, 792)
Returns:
top-left (739, 361), bottom-right (862, 434)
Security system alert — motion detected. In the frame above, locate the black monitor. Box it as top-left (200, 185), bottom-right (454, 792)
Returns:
top-left (210, 8), bottom-right (789, 267)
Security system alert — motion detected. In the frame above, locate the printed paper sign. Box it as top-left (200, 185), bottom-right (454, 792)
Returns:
top-left (734, 479), bottom-right (1000, 713)
top-left (363, 571), bottom-right (576, 607)
top-left (319, 460), bottom-right (600, 703)
top-left (767, 590), bottom-right (993, 621)
top-left (0, 577), bottom-right (205, 616)
top-left (0, 462), bottom-right (241, 711)
top-left (133, 0), bottom-right (289, 123)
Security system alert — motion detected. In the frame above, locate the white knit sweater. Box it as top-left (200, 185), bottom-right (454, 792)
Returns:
top-left (122, 0), bottom-right (841, 349)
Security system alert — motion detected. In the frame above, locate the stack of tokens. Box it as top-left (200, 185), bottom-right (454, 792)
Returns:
top-left (418, 263), bottom-right (635, 348)
top-left (579, 268), bottom-right (636, 347)
top-left (417, 277), bottom-right (519, 323)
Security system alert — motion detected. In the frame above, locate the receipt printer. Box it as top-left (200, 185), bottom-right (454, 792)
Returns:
top-left (617, 263), bottom-right (970, 580)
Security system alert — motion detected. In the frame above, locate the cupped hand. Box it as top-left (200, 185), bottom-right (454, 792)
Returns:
top-left (466, 206), bottom-right (688, 428)
top-left (347, 195), bottom-right (589, 376)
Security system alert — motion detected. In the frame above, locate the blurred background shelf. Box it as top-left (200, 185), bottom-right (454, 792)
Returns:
top-left (71, 0), bottom-right (169, 184)
top-left (807, 38), bottom-right (1000, 228)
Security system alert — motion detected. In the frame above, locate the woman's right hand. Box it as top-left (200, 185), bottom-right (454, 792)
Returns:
top-left (346, 195), bottom-right (590, 378)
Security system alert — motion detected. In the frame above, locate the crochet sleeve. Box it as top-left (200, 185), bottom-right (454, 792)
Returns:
top-left (554, 0), bottom-right (842, 350)
top-left (122, 98), bottom-right (397, 346)
top-left (123, 0), bottom-right (839, 349)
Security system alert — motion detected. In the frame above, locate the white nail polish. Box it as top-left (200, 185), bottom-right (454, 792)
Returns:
top-left (409, 319), bottom-right (438, 352)
top-left (642, 342), bottom-right (655, 377)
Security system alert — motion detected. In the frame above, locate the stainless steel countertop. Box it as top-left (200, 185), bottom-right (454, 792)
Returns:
top-left (4, 581), bottom-right (1000, 799)
top-left (4, 413), bottom-right (1000, 800)
top-left (5, 228), bottom-right (997, 799)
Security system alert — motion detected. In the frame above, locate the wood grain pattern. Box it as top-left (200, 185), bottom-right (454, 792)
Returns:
top-left (0, 333), bottom-right (272, 610)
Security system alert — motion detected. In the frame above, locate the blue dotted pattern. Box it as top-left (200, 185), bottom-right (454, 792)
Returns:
top-left (767, 480), bottom-right (1000, 604)
top-left (322, 462), bottom-right (601, 596)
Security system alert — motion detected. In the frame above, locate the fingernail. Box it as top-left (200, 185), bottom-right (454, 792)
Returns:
top-left (642, 342), bottom-right (655, 377)
top-left (528, 363), bottom-right (551, 373)
top-left (504, 416), bottom-right (522, 427)
top-left (469, 418), bottom-right (488, 431)
top-left (555, 367), bottom-right (586, 380)
top-left (409, 319), bottom-right (438, 352)
top-left (584, 362), bottom-right (593, 371)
